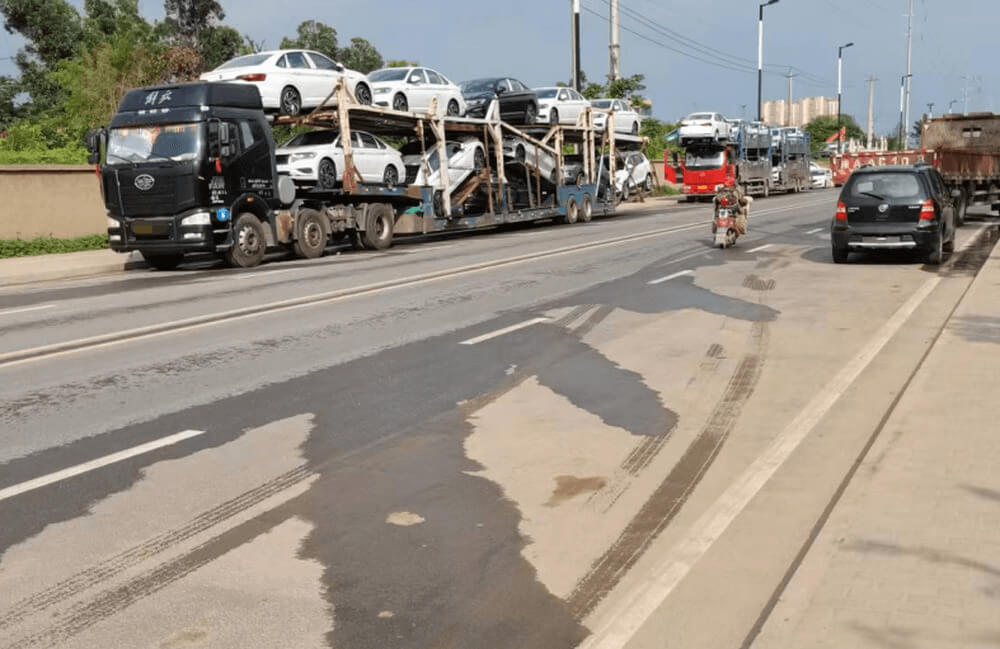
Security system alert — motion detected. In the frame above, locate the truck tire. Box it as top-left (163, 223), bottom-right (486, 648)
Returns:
top-left (361, 203), bottom-right (394, 250)
top-left (562, 197), bottom-right (579, 225)
top-left (141, 252), bottom-right (184, 271)
top-left (763, 181), bottom-right (770, 198)
top-left (293, 208), bottom-right (328, 259)
top-left (225, 212), bottom-right (267, 268)
top-left (955, 190), bottom-right (968, 227)
top-left (580, 194), bottom-right (593, 222)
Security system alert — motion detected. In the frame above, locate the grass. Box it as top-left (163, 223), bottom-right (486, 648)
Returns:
top-left (0, 234), bottom-right (109, 258)
top-left (654, 184), bottom-right (682, 196)
top-left (0, 148), bottom-right (89, 165)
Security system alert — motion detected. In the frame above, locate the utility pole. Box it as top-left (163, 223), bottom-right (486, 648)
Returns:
top-left (866, 76), bottom-right (877, 150)
top-left (609, 0), bottom-right (620, 82)
top-left (962, 75), bottom-right (970, 114)
top-left (903, 0), bottom-right (914, 148)
top-left (898, 73), bottom-right (911, 150)
top-left (757, 0), bottom-right (779, 122)
top-left (571, 0), bottom-right (581, 92)
top-left (837, 42), bottom-right (854, 154)
top-left (785, 69), bottom-right (796, 126)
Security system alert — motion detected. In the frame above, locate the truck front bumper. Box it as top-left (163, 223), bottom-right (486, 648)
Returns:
top-left (108, 209), bottom-right (232, 255)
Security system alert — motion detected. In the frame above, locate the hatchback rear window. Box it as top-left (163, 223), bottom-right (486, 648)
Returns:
top-left (848, 173), bottom-right (923, 201)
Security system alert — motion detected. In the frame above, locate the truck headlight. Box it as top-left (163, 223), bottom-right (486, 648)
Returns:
top-left (180, 211), bottom-right (211, 226)
top-left (107, 217), bottom-right (120, 229)
top-left (289, 152), bottom-right (317, 162)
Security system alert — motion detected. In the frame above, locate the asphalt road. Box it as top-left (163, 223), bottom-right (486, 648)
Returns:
top-left (0, 190), bottom-right (995, 649)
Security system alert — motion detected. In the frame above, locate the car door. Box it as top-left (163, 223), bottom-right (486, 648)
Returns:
top-left (567, 88), bottom-right (587, 122)
top-left (423, 68), bottom-right (449, 113)
top-left (283, 51), bottom-right (320, 104)
top-left (305, 52), bottom-right (344, 104)
top-left (405, 68), bottom-right (430, 111)
top-left (357, 131), bottom-right (386, 181)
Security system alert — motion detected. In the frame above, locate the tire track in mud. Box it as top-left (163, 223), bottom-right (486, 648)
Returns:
top-left (568, 295), bottom-right (772, 619)
top-left (0, 465), bottom-right (312, 631)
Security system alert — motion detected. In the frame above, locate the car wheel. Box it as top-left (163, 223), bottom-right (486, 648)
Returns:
top-left (579, 194), bottom-right (593, 222)
top-left (393, 93), bottom-right (408, 112)
top-left (832, 246), bottom-right (849, 264)
top-left (620, 182), bottom-right (630, 203)
top-left (383, 165), bottom-right (399, 189)
top-left (632, 121), bottom-right (639, 135)
top-left (550, 108), bottom-right (559, 124)
top-left (447, 99), bottom-right (460, 116)
top-left (280, 86), bottom-right (302, 116)
top-left (644, 173), bottom-right (653, 192)
top-left (317, 158), bottom-right (338, 189)
top-left (473, 147), bottom-right (486, 171)
top-left (225, 212), bottom-right (267, 268)
top-left (524, 103), bottom-right (537, 124)
top-left (355, 83), bottom-right (372, 105)
top-left (293, 208), bottom-right (328, 259)
top-left (141, 252), bottom-right (184, 271)
top-left (926, 234), bottom-right (944, 265)
top-left (361, 203), bottom-right (394, 250)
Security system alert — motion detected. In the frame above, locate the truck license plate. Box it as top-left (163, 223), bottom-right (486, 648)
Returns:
top-left (132, 222), bottom-right (168, 236)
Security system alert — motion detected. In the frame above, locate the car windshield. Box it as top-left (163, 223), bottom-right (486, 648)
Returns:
top-left (848, 173), bottom-right (924, 200)
top-left (591, 100), bottom-right (612, 109)
top-left (215, 54), bottom-right (271, 70)
top-left (285, 130), bottom-right (338, 147)
top-left (685, 150), bottom-right (726, 169)
top-left (686, 113), bottom-right (713, 122)
top-left (106, 123), bottom-right (203, 164)
top-left (369, 68), bottom-right (409, 82)
top-left (536, 89), bottom-right (559, 98)
top-left (461, 79), bottom-right (498, 93)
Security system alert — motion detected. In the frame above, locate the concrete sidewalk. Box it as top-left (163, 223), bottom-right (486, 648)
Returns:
top-left (753, 244), bottom-right (1000, 648)
top-left (0, 248), bottom-right (145, 287)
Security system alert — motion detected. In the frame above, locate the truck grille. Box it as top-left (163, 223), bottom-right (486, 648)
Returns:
top-left (119, 175), bottom-right (179, 217)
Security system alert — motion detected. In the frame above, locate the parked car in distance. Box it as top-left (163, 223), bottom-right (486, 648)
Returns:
top-left (400, 137), bottom-right (486, 192)
top-left (502, 136), bottom-right (584, 186)
top-left (590, 98), bottom-right (642, 135)
top-left (677, 112), bottom-right (730, 144)
top-left (460, 77), bottom-right (539, 123)
top-left (200, 50), bottom-right (372, 116)
top-left (368, 66), bottom-right (466, 116)
top-left (534, 86), bottom-right (591, 125)
top-left (811, 162), bottom-right (833, 188)
top-left (276, 129), bottom-right (405, 189)
top-left (831, 165), bottom-right (957, 265)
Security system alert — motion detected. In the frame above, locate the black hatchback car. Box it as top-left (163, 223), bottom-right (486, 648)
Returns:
top-left (459, 77), bottom-right (539, 123)
top-left (831, 165), bottom-right (957, 265)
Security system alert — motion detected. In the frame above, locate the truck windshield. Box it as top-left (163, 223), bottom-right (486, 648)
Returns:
top-left (107, 123), bottom-right (203, 165)
top-left (685, 151), bottom-right (726, 170)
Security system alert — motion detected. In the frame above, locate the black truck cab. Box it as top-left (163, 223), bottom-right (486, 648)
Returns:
top-left (90, 82), bottom-right (294, 269)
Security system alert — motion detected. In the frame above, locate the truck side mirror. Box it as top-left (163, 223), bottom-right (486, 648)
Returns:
top-left (85, 127), bottom-right (105, 165)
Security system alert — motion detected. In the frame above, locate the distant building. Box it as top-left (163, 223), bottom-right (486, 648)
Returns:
top-left (763, 96), bottom-right (839, 127)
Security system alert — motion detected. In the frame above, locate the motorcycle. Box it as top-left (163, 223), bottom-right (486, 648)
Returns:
top-left (712, 194), bottom-right (740, 248)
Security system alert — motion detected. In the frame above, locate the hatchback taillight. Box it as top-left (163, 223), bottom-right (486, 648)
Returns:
top-left (835, 201), bottom-right (847, 221)
top-left (919, 198), bottom-right (935, 220)
top-left (238, 73), bottom-right (267, 82)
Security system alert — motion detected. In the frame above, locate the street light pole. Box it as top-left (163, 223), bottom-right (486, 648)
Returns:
top-left (948, 99), bottom-right (958, 114)
top-left (571, 0), bottom-right (581, 92)
top-left (757, 0), bottom-right (779, 122)
top-left (837, 42), bottom-right (854, 154)
top-left (898, 73), bottom-right (912, 150)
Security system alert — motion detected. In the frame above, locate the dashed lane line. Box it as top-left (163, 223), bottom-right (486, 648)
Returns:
top-left (459, 317), bottom-right (551, 345)
top-left (648, 270), bottom-right (693, 285)
top-left (0, 304), bottom-right (56, 317)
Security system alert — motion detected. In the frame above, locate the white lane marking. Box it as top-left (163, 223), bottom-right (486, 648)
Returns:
top-left (0, 304), bottom-right (55, 317)
top-left (229, 268), bottom-right (299, 281)
top-left (0, 222), bottom-right (708, 369)
top-left (648, 270), bottom-right (693, 285)
top-left (747, 243), bottom-right (774, 253)
top-left (577, 276), bottom-right (941, 649)
top-left (0, 430), bottom-right (205, 504)
top-left (807, 227), bottom-right (824, 234)
top-left (459, 317), bottom-right (551, 345)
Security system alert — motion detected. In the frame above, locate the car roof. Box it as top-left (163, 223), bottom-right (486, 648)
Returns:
top-left (852, 165), bottom-right (928, 175)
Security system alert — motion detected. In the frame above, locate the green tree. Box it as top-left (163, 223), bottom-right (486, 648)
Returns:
top-left (198, 25), bottom-right (243, 71)
top-left (161, 0), bottom-right (223, 47)
top-left (280, 20), bottom-right (338, 59)
top-left (639, 117), bottom-right (680, 163)
top-left (338, 36), bottom-right (383, 73)
top-left (581, 82), bottom-right (605, 100)
top-left (0, 0), bottom-right (83, 66)
top-left (386, 59), bottom-right (419, 68)
top-left (804, 115), bottom-right (864, 153)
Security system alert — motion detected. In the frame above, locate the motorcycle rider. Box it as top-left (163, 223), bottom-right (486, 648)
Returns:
top-left (713, 184), bottom-right (752, 235)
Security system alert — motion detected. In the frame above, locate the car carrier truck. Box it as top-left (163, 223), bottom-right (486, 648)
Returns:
top-left (663, 120), bottom-right (774, 199)
top-left (86, 80), bottom-right (642, 269)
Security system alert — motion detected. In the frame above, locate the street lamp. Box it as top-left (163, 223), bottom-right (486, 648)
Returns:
top-left (948, 99), bottom-right (958, 114)
top-left (757, 0), bottom-right (779, 122)
top-left (837, 42), bottom-right (854, 154)
top-left (898, 73), bottom-right (912, 150)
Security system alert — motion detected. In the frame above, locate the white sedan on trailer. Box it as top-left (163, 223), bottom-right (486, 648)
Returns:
top-left (276, 129), bottom-right (405, 189)
top-left (367, 66), bottom-right (466, 116)
top-left (677, 112), bottom-right (730, 143)
top-left (400, 137), bottom-right (486, 192)
top-left (590, 98), bottom-right (642, 135)
top-left (534, 86), bottom-right (591, 125)
top-left (200, 50), bottom-right (372, 115)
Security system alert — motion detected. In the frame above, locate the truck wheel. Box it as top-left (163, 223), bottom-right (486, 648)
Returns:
top-left (361, 203), bottom-right (394, 250)
top-left (763, 181), bottom-right (770, 198)
top-left (562, 197), bottom-right (579, 225)
top-left (225, 212), bottom-right (267, 268)
top-left (956, 191), bottom-right (968, 227)
top-left (141, 252), bottom-right (184, 271)
top-left (580, 194), bottom-right (593, 222)
top-left (293, 208), bottom-right (328, 259)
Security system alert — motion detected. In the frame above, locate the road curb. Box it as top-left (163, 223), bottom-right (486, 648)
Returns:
top-left (0, 252), bottom-right (148, 288)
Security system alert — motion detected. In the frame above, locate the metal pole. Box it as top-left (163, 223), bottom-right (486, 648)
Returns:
top-left (609, 0), bottom-right (620, 82)
top-left (572, 0), bottom-right (581, 92)
top-left (926, 102), bottom-right (934, 119)
top-left (785, 70), bottom-right (794, 126)
top-left (757, 4), bottom-right (764, 121)
top-left (898, 75), bottom-right (906, 150)
top-left (837, 52), bottom-right (842, 153)
top-left (903, 0), bottom-right (913, 147)
top-left (866, 76), bottom-right (877, 150)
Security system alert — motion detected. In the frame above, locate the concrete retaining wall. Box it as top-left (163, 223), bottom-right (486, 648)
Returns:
top-left (0, 166), bottom-right (106, 240)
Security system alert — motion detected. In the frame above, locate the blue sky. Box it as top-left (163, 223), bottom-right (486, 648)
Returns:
top-left (1, 0), bottom-right (993, 133)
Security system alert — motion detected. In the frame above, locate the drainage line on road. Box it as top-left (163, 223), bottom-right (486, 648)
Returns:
top-left (738, 223), bottom-right (999, 649)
